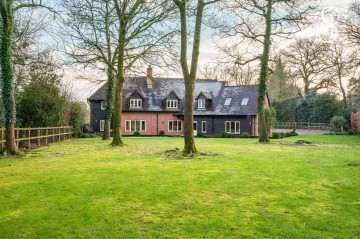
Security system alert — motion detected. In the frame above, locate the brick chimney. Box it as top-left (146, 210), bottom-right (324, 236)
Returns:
top-left (147, 65), bottom-right (153, 88)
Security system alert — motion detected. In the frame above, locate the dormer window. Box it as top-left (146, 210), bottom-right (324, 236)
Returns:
top-left (166, 99), bottom-right (178, 109)
top-left (130, 99), bottom-right (142, 108)
top-left (198, 99), bottom-right (205, 109)
top-left (241, 97), bottom-right (249, 106)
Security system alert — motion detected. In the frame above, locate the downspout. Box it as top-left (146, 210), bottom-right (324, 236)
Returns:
top-left (156, 112), bottom-right (159, 135)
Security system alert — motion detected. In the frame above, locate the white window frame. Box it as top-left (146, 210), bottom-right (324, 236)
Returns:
top-left (168, 120), bottom-right (182, 131)
top-left (225, 121), bottom-right (240, 134)
top-left (201, 121), bottom-right (207, 133)
top-left (101, 101), bottom-right (106, 110)
top-left (166, 99), bottom-right (178, 109)
top-left (198, 99), bottom-right (205, 109)
top-left (130, 99), bottom-right (142, 109)
top-left (125, 120), bottom-right (146, 132)
top-left (241, 97), bottom-right (249, 106)
top-left (100, 120), bottom-right (105, 131)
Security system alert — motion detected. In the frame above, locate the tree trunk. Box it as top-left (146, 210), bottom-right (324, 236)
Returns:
top-left (111, 78), bottom-right (124, 146)
top-left (103, 68), bottom-right (114, 140)
top-left (111, 23), bottom-right (126, 146)
top-left (183, 77), bottom-right (196, 154)
top-left (1, 10), bottom-right (19, 155)
top-left (257, 1), bottom-right (272, 143)
top-left (338, 72), bottom-right (347, 103)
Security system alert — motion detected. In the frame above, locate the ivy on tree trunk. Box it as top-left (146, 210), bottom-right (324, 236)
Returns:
top-left (257, 0), bottom-right (272, 143)
top-left (103, 68), bottom-right (114, 140)
top-left (0, 1), bottom-right (19, 155)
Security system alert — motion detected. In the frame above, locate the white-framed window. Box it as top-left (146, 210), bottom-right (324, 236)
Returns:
top-left (101, 101), bottom-right (106, 110)
top-left (125, 120), bottom-right (146, 132)
top-left (241, 97), bottom-right (249, 106)
top-left (100, 120), bottom-right (105, 131)
top-left (225, 121), bottom-right (240, 134)
top-left (224, 98), bottom-right (232, 106)
top-left (130, 99), bottom-right (142, 108)
top-left (198, 99), bottom-right (205, 109)
top-left (202, 121), bottom-right (207, 133)
top-left (168, 120), bottom-right (182, 131)
top-left (166, 99), bottom-right (178, 109)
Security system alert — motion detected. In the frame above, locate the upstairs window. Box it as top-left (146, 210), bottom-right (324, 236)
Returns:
top-left (198, 99), bottom-right (205, 109)
top-left (241, 97), bottom-right (249, 106)
top-left (224, 98), bottom-right (232, 106)
top-left (130, 99), bottom-right (142, 108)
top-left (101, 101), bottom-right (106, 110)
top-left (166, 99), bottom-right (178, 109)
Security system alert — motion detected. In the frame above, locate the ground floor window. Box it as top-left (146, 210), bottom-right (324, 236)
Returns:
top-left (202, 121), bottom-right (206, 133)
top-left (168, 120), bottom-right (182, 131)
top-left (225, 121), bottom-right (240, 134)
top-left (100, 120), bottom-right (105, 131)
top-left (125, 120), bottom-right (146, 132)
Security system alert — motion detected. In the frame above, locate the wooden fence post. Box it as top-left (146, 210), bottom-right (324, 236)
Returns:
top-left (28, 129), bottom-right (30, 147)
top-left (16, 129), bottom-right (19, 148)
top-left (38, 129), bottom-right (41, 146)
top-left (46, 128), bottom-right (48, 145)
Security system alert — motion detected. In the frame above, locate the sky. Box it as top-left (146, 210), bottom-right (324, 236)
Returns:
top-left (58, 0), bottom-right (354, 101)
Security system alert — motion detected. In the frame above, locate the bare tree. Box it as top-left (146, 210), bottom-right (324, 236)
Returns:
top-left (199, 63), bottom-right (257, 86)
top-left (61, 0), bottom-right (118, 140)
top-left (213, 0), bottom-right (318, 142)
top-left (0, 0), bottom-right (55, 155)
top-left (282, 37), bottom-right (334, 97)
top-left (111, 0), bottom-right (175, 146)
top-left (172, 0), bottom-right (219, 154)
top-left (327, 40), bottom-right (359, 103)
top-left (340, 1), bottom-right (360, 46)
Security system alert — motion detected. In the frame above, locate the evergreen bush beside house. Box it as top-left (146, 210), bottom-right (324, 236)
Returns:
top-left (330, 116), bottom-right (346, 134)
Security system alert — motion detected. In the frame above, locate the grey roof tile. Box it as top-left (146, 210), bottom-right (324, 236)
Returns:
top-left (88, 77), bottom-right (259, 116)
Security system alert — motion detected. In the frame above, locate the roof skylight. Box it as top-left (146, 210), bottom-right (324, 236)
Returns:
top-left (241, 97), bottom-right (249, 106)
top-left (224, 98), bottom-right (232, 106)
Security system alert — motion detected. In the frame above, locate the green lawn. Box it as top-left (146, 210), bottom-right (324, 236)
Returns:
top-left (0, 135), bottom-right (359, 238)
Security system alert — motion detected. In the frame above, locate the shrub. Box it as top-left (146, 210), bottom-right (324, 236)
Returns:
top-left (73, 132), bottom-right (82, 138)
top-left (81, 133), bottom-right (91, 138)
top-left (272, 132), bottom-right (281, 139)
top-left (242, 132), bottom-right (250, 138)
top-left (280, 132), bottom-right (286, 138)
top-left (348, 128), bottom-right (356, 135)
top-left (295, 93), bottom-right (342, 123)
top-left (159, 130), bottom-right (165, 136)
top-left (330, 116), bottom-right (346, 133)
top-left (197, 131), bottom-right (204, 138)
top-left (288, 129), bottom-right (299, 136)
top-left (272, 96), bottom-right (299, 122)
top-left (265, 107), bottom-right (277, 134)
top-left (134, 131), bottom-right (141, 136)
top-left (220, 131), bottom-right (229, 138)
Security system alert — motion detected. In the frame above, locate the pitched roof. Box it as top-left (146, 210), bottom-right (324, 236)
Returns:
top-left (88, 77), bottom-right (259, 116)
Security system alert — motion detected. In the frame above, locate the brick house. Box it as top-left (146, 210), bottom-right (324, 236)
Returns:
top-left (88, 67), bottom-right (269, 136)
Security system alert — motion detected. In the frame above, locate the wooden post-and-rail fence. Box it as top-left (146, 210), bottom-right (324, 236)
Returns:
top-left (0, 126), bottom-right (73, 152)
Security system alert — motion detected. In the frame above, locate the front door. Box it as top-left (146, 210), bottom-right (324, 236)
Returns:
top-left (193, 122), bottom-right (197, 136)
